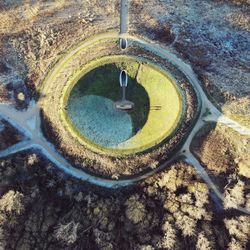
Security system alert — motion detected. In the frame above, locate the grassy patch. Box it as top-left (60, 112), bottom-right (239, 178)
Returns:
top-left (118, 63), bottom-right (183, 150)
top-left (69, 62), bottom-right (149, 132)
top-left (61, 56), bottom-right (183, 155)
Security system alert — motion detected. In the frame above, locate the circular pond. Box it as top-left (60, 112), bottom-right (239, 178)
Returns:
top-left (62, 56), bottom-right (183, 155)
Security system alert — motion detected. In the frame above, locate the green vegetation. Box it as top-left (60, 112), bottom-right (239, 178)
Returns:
top-left (69, 62), bottom-right (150, 132)
top-left (118, 63), bottom-right (183, 150)
top-left (61, 56), bottom-right (183, 155)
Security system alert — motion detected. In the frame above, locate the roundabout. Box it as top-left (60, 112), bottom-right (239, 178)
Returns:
top-left (39, 33), bottom-right (198, 177)
top-left (0, 33), bottom-right (249, 213)
top-left (1, 2), bottom-right (250, 248)
top-left (1, 5), bottom-right (250, 245)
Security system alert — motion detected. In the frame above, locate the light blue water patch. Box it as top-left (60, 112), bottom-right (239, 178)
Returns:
top-left (67, 95), bottom-right (133, 147)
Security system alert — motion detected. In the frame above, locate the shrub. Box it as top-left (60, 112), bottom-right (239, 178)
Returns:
top-left (224, 180), bottom-right (245, 209)
top-left (0, 190), bottom-right (24, 215)
top-left (54, 221), bottom-right (80, 245)
top-left (125, 194), bottom-right (146, 224)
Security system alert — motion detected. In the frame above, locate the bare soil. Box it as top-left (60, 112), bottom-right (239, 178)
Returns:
top-left (0, 120), bottom-right (23, 150)
top-left (0, 1), bottom-right (250, 249)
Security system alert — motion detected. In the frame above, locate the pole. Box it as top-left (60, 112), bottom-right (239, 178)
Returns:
top-left (122, 86), bottom-right (126, 101)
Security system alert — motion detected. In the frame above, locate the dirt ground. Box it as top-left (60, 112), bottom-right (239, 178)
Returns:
top-left (0, 0), bottom-right (119, 105)
top-left (0, 152), bottom-right (249, 249)
top-left (0, 120), bottom-right (23, 150)
top-left (0, 1), bottom-right (250, 249)
top-left (130, 0), bottom-right (250, 127)
top-left (191, 122), bottom-right (250, 212)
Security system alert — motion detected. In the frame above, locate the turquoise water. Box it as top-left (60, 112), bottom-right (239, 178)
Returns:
top-left (67, 95), bottom-right (133, 147)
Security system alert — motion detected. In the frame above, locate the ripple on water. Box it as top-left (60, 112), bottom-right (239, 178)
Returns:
top-left (68, 95), bottom-right (133, 147)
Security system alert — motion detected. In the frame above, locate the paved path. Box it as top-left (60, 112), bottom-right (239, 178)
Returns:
top-left (0, 100), bottom-right (177, 188)
top-left (120, 0), bottom-right (129, 34)
top-left (0, 33), bottom-right (250, 213)
top-left (0, 0), bottom-right (248, 213)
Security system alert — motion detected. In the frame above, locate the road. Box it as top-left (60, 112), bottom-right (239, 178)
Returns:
top-left (0, 0), bottom-right (249, 213)
top-left (120, 0), bottom-right (129, 34)
top-left (0, 100), bottom-right (177, 188)
top-left (1, 33), bottom-right (250, 214)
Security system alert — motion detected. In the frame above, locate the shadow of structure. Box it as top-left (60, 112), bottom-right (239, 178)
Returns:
top-left (67, 63), bottom-right (150, 134)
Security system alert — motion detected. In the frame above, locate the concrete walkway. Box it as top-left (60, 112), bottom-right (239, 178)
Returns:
top-left (0, 5), bottom-right (249, 214)
top-left (0, 34), bottom-right (250, 215)
top-left (120, 0), bottom-right (129, 34)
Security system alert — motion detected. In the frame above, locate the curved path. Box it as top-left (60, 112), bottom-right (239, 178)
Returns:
top-left (1, 0), bottom-right (250, 212)
top-left (0, 33), bottom-right (250, 214)
top-left (0, 101), bottom-right (179, 188)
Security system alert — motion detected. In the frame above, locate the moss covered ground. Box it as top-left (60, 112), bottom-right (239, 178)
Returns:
top-left (69, 62), bottom-right (149, 133)
top-left (63, 56), bottom-right (183, 155)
